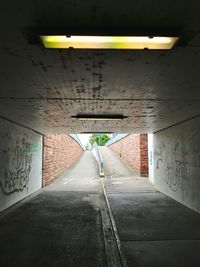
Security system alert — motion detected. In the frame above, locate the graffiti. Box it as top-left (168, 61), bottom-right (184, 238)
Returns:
top-left (154, 143), bottom-right (163, 169)
top-left (164, 160), bottom-right (187, 192)
top-left (149, 150), bottom-right (153, 165)
top-left (22, 140), bottom-right (40, 153)
top-left (0, 135), bottom-right (38, 195)
top-left (174, 142), bottom-right (179, 152)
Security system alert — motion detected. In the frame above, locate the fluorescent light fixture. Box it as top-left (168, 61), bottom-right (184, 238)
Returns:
top-left (78, 118), bottom-right (122, 121)
top-left (40, 35), bottom-right (179, 50)
top-left (72, 114), bottom-right (126, 121)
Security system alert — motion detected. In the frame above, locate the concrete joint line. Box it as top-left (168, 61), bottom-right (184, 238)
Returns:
top-left (0, 115), bottom-right (43, 135)
top-left (100, 177), bottom-right (129, 267)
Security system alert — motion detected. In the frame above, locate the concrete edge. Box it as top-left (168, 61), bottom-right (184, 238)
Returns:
top-left (106, 134), bottom-right (130, 146)
top-left (69, 134), bottom-right (85, 150)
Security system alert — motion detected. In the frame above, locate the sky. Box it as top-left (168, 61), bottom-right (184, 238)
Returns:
top-left (77, 134), bottom-right (91, 147)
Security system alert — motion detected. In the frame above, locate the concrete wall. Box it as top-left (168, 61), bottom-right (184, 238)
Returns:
top-left (154, 116), bottom-right (200, 214)
top-left (148, 134), bottom-right (154, 183)
top-left (43, 134), bottom-right (84, 186)
top-left (0, 118), bottom-right (42, 212)
top-left (107, 134), bottom-right (148, 177)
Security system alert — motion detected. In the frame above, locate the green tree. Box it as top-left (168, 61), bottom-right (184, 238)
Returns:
top-left (89, 134), bottom-right (110, 146)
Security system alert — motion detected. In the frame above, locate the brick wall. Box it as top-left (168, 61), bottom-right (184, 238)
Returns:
top-left (108, 134), bottom-right (148, 177)
top-left (139, 134), bottom-right (149, 176)
top-left (43, 135), bottom-right (83, 186)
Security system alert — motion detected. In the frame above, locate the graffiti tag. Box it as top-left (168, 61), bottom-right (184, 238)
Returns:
top-left (154, 143), bottom-right (163, 169)
top-left (0, 136), bottom-right (36, 195)
top-left (164, 160), bottom-right (187, 192)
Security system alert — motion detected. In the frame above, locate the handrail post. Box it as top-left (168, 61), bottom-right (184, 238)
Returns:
top-left (91, 142), bottom-right (104, 177)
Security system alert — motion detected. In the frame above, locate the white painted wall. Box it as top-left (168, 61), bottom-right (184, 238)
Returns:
top-left (148, 134), bottom-right (154, 184)
top-left (154, 116), bottom-right (200, 214)
top-left (0, 118), bottom-right (42, 212)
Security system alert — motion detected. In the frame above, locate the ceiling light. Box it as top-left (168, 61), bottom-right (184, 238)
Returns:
top-left (72, 114), bottom-right (126, 121)
top-left (40, 35), bottom-right (179, 50)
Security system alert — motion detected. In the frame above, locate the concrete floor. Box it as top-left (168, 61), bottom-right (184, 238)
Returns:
top-left (0, 152), bottom-right (107, 267)
top-left (101, 148), bottom-right (200, 267)
top-left (0, 149), bottom-right (200, 266)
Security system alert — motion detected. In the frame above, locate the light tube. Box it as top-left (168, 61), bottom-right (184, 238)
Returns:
top-left (40, 35), bottom-right (179, 50)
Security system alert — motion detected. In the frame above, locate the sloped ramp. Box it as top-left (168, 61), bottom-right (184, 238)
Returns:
top-left (99, 146), bottom-right (135, 178)
top-left (99, 146), bottom-right (156, 194)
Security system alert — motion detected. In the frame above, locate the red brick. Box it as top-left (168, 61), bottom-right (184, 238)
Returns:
top-left (108, 134), bottom-right (148, 177)
top-left (43, 135), bottom-right (83, 186)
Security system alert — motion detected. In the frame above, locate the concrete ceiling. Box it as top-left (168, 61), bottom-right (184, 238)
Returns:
top-left (1, 0), bottom-right (200, 134)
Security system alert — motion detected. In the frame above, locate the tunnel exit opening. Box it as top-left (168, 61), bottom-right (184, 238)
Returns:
top-left (43, 133), bottom-right (153, 186)
top-left (42, 132), bottom-right (150, 188)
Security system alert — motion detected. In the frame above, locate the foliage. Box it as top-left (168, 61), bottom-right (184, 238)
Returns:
top-left (89, 133), bottom-right (110, 146)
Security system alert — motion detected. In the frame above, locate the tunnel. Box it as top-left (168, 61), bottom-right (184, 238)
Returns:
top-left (0, 1), bottom-right (200, 266)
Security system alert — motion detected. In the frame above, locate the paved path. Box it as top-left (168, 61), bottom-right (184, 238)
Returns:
top-left (0, 151), bottom-right (107, 267)
top-left (0, 148), bottom-right (200, 267)
top-left (99, 147), bottom-right (135, 178)
top-left (100, 147), bottom-right (200, 267)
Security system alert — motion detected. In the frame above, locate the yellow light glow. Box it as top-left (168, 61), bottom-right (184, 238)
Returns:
top-left (40, 35), bottom-right (179, 50)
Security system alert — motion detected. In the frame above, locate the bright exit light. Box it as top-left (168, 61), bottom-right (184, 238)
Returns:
top-left (40, 35), bottom-right (179, 50)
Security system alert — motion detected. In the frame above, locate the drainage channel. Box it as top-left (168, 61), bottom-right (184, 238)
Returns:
top-left (100, 177), bottom-right (128, 267)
